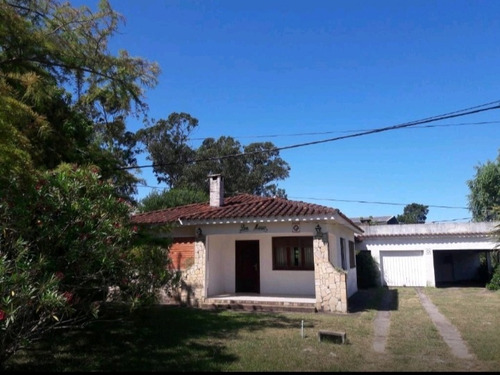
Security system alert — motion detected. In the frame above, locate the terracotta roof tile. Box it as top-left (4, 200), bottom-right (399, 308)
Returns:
top-left (131, 193), bottom-right (361, 231)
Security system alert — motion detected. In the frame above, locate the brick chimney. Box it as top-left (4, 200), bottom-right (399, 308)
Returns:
top-left (209, 174), bottom-right (224, 207)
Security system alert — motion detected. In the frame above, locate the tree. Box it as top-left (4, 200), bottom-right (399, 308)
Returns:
top-left (139, 114), bottom-right (291, 197)
top-left (0, 164), bottom-right (179, 366)
top-left (397, 203), bottom-right (429, 224)
top-left (0, 0), bottom-right (171, 365)
top-left (0, 0), bottom-right (160, 197)
top-left (138, 188), bottom-right (208, 213)
top-left (183, 136), bottom-right (291, 196)
top-left (137, 112), bottom-right (199, 188)
top-left (183, 136), bottom-right (249, 194)
top-left (467, 150), bottom-right (500, 222)
top-left (242, 142), bottom-right (290, 197)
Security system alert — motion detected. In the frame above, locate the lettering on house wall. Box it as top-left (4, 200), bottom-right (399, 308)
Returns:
top-left (239, 224), bottom-right (268, 233)
top-left (254, 223), bottom-right (268, 232)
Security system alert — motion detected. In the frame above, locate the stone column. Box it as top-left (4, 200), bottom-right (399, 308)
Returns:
top-left (314, 232), bottom-right (348, 313)
top-left (176, 234), bottom-right (206, 307)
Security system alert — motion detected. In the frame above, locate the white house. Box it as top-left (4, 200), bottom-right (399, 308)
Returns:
top-left (131, 175), bottom-right (363, 313)
top-left (355, 222), bottom-right (498, 287)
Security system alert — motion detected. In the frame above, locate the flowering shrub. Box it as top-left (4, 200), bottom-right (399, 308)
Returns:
top-left (0, 164), bottom-right (177, 366)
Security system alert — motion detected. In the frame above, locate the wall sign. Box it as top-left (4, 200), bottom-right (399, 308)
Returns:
top-left (239, 223), bottom-right (268, 233)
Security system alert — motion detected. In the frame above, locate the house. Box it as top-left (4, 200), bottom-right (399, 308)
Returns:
top-left (350, 215), bottom-right (399, 225)
top-left (355, 221), bottom-right (499, 287)
top-left (131, 174), bottom-right (363, 313)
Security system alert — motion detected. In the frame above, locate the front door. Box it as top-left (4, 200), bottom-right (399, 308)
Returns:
top-left (235, 240), bottom-right (260, 293)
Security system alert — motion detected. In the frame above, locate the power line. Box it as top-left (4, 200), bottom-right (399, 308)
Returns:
top-left (188, 120), bottom-right (500, 141)
top-left (136, 183), bottom-right (469, 210)
top-left (119, 99), bottom-right (500, 171)
top-left (289, 196), bottom-right (469, 210)
top-left (429, 217), bottom-right (472, 223)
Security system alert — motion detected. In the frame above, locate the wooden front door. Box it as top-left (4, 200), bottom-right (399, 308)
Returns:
top-left (235, 240), bottom-right (260, 293)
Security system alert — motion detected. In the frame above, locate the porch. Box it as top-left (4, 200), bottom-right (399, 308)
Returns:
top-left (202, 293), bottom-right (317, 313)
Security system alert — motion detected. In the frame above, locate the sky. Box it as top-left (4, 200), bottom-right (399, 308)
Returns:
top-left (77, 0), bottom-right (499, 223)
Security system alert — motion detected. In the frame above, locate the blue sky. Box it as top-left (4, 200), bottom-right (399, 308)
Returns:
top-left (80, 0), bottom-right (499, 223)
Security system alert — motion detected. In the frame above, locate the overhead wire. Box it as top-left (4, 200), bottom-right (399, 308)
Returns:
top-left (118, 99), bottom-right (500, 171)
top-left (188, 120), bottom-right (500, 141)
top-left (129, 100), bottom-right (500, 223)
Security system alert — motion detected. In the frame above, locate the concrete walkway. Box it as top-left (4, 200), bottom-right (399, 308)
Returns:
top-left (372, 291), bottom-right (392, 353)
top-left (415, 288), bottom-right (475, 359)
top-left (372, 287), bottom-right (475, 359)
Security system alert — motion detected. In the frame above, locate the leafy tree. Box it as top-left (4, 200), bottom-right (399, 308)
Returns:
top-left (137, 112), bottom-right (198, 188)
top-left (138, 188), bottom-right (208, 213)
top-left (139, 115), bottom-right (291, 197)
top-left (0, 164), bottom-right (179, 366)
top-left (242, 142), bottom-right (290, 197)
top-left (0, 0), bottom-right (160, 197)
top-left (0, 0), bottom-right (173, 366)
top-left (184, 136), bottom-right (248, 194)
top-left (467, 150), bottom-right (500, 222)
top-left (184, 136), bottom-right (291, 196)
top-left (397, 203), bottom-right (429, 224)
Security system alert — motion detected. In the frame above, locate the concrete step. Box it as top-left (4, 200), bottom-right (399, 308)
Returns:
top-left (202, 299), bottom-right (317, 313)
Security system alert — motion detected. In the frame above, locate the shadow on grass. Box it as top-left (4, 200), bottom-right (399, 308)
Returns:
top-left (5, 304), bottom-right (314, 372)
top-left (347, 287), bottom-right (399, 313)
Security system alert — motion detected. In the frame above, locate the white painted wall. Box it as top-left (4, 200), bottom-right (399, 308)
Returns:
top-left (205, 222), bottom-right (320, 297)
top-left (200, 221), bottom-right (359, 298)
top-left (327, 227), bottom-right (358, 298)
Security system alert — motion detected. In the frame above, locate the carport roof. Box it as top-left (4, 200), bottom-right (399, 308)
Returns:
top-left (356, 221), bottom-right (499, 239)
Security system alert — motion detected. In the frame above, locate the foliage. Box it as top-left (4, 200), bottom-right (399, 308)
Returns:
top-left (355, 250), bottom-right (381, 288)
top-left (0, 0), bottom-right (160, 198)
top-left (0, 164), bottom-right (178, 367)
top-left (137, 112), bottom-right (199, 188)
top-left (486, 265), bottom-right (500, 291)
top-left (485, 216), bottom-right (500, 290)
top-left (396, 203), bottom-right (429, 224)
top-left (467, 150), bottom-right (500, 221)
top-left (0, 0), bottom-right (178, 367)
top-left (138, 188), bottom-right (208, 213)
top-left (138, 113), bottom-right (291, 197)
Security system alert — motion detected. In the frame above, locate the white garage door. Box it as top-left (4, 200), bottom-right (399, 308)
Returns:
top-left (380, 250), bottom-right (425, 287)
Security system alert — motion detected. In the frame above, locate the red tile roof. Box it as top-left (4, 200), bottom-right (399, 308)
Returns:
top-left (131, 193), bottom-right (362, 231)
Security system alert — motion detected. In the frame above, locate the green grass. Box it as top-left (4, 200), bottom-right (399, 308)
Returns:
top-left (4, 287), bottom-right (499, 372)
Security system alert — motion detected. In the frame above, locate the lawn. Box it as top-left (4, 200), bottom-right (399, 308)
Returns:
top-left (4, 286), bottom-right (499, 372)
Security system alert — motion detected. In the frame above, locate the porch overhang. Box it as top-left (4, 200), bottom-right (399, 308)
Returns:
top-left (176, 214), bottom-right (364, 234)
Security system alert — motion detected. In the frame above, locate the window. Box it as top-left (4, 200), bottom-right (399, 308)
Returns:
top-left (349, 240), bottom-right (356, 269)
top-left (340, 237), bottom-right (347, 270)
top-left (272, 237), bottom-right (314, 270)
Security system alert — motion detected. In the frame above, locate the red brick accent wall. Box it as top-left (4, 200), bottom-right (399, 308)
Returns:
top-left (169, 237), bottom-right (195, 270)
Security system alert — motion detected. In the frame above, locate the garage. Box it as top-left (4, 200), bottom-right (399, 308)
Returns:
top-left (433, 250), bottom-right (489, 286)
top-left (355, 222), bottom-right (497, 288)
top-left (380, 250), bottom-right (425, 287)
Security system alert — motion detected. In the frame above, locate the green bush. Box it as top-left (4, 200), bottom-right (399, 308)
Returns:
top-left (355, 250), bottom-right (381, 289)
top-left (0, 164), bottom-right (178, 367)
top-left (486, 265), bottom-right (500, 291)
